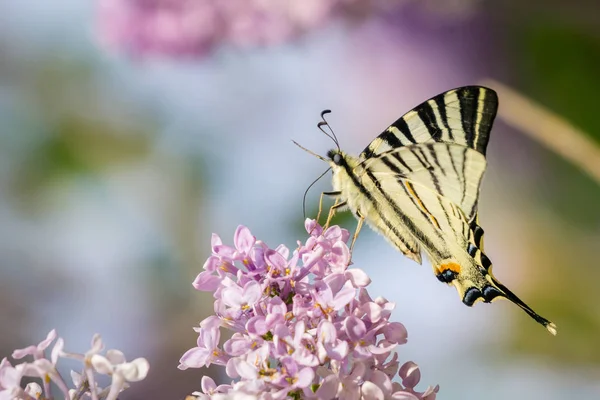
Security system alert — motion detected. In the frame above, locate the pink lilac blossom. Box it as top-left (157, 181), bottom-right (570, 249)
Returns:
top-left (0, 330), bottom-right (149, 400)
top-left (181, 220), bottom-right (438, 399)
top-left (96, 0), bottom-right (406, 58)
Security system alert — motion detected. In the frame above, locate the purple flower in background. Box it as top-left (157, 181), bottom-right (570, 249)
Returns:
top-left (96, 0), bottom-right (410, 58)
top-left (1, 331), bottom-right (148, 400)
top-left (181, 220), bottom-right (437, 399)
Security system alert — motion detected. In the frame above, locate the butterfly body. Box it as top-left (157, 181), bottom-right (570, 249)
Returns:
top-left (321, 86), bottom-right (556, 334)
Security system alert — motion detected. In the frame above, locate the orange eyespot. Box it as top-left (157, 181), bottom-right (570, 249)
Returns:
top-left (438, 262), bottom-right (461, 275)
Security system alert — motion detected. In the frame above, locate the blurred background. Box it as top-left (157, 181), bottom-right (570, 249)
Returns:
top-left (0, 1), bottom-right (599, 398)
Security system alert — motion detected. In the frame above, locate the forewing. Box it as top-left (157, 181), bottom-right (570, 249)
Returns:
top-left (359, 86), bottom-right (498, 161)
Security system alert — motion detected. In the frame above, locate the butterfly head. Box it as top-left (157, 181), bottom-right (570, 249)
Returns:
top-left (327, 149), bottom-right (344, 166)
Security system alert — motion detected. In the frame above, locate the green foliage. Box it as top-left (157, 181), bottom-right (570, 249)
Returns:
top-left (508, 20), bottom-right (600, 362)
top-left (517, 22), bottom-right (600, 227)
top-left (522, 23), bottom-right (600, 140)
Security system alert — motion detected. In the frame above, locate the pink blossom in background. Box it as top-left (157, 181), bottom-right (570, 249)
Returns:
top-left (96, 0), bottom-right (408, 58)
top-left (181, 220), bottom-right (438, 399)
top-left (1, 331), bottom-right (149, 400)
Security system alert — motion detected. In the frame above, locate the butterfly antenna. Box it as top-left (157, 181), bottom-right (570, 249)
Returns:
top-left (318, 110), bottom-right (341, 151)
top-left (302, 167), bottom-right (332, 219)
top-left (292, 140), bottom-right (328, 162)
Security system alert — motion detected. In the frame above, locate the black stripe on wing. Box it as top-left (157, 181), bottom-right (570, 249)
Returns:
top-left (359, 86), bottom-right (498, 161)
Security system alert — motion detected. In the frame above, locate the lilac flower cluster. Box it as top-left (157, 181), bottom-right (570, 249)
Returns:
top-left (96, 0), bottom-right (404, 58)
top-left (180, 220), bottom-right (438, 399)
top-left (0, 330), bottom-right (148, 400)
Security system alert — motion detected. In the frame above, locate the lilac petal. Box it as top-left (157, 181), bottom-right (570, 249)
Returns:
top-left (345, 269), bottom-right (371, 287)
top-left (267, 296), bottom-right (287, 316)
top-left (90, 333), bottom-right (104, 354)
top-left (265, 249), bottom-right (287, 271)
top-left (383, 322), bottom-right (408, 345)
top-left (302, 247), bottom-right (325, 269)
top-left (344, 316), bottom-right (367, 342)
top-left (51, 337), bottom-right (64, 365)
top-left (234, 225), bottom-right (255, 253)
top-left (317, 320), bottom-right (337, 344)
top-left (90, 355), bottom-right (113, 375)
top-left (201, 328), bottom-right (220, 349)
top-left (225, 358), bottom-right (238, 378)
top-left (211, 233), bottom-right (223, 249)
top-left (293, 320), bottom-right (306, 343)
top-left (368, 341), bottom-right (397, 355)
top-left (315, 237), bottom-right (333, 252)
top-left (200, 315), bottom-right (222, 330)
top-left (250, 244), bottom-right (266, 264)
top-left (339, 380), bottom-right (361, 400)
top-left (106, 349), bottom-right (126, 365)
top-left (232, 359), bottom-right (257, 380)
top-left (24, 382), bottom-right (42, 398)
top-left (361, 381), bottom-right (384, 400)
top-left (223, 333), bottom-right (251, 356)
top-left (354, 344), bottom-right (374, 358)
top-left (11, 345), bottom-right (36, 359)
top-left (332, 286), bottom-right (356, 310)
top-left (0, 362), bottom-right (21, 387)
top-left (358, 288), bottom-right (374, 304)
top-left (323, 225), bottom-right (343, 241)
top-left (275, 244), bottom-right (289, 259)
top-left (201, 376), bottom-right (217, 394)
top-left (246, 316), bottom-right (268, 336)
top-left (340, 228), bottom-right (350, 243)
top-left (293, 347), bottom-right (319, 367)
top-left (328, 242), bottom-right (350, 271)
top-left (213, 244), bottom-right (237, 259)
top-left (369, 370), bottom-right (393, 395)
top-left (38, 329), bottom-right (57, 352)
top-left (222, 284), bottom-right (244, 308)
top-left (295, 367), bottom-right (315, 388)
top-left (349, 362), bottom-right (367, 381)
top-left (315, 374), bottom-right (339, 399)
top-left (281, 356), bottom-right (299, 375)
top-left (360, 302), bottom-right (383, 323)
top-left (326, 341), bottom-right (349, 360)
top-left (273, 323), bottom-right (291, 343)
top-left (241, 280), bottom-right (262, 305)
top-left (265, 312), bottom-right (285, 329)
top-left (391, 392), bottom-right (420, 400)
top-left (178, 347), bottom-right (210, 369)
top-left (202, 256), bottom-right (220, 271)
top-left (122, 358), bottom-right (149, 382)
top-left (399, 361), bottom-right (421, 389)
top-left (323, 273), bottom-right (345, 294)
top-left (192, 271), bottom-right (221, 291)
top-left (305, 219), bottom-right (322, 236)
top-left (422, 385), bottom-right (440, 400)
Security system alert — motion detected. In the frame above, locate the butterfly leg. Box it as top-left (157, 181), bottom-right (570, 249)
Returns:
top-left (316, 191), bottom-right (341, 225)
top-left (348, 211), bottom-right (365, 264)
top-left (324, 199), bottom-right (347, 231)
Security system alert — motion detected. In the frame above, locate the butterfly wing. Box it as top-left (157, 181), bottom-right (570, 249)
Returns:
top-left (363, 142), bottom-right (487, 221)
top-left (358, 143), bottom-right (556, 334)
top-left (359, 85), bottom-right (498, 162)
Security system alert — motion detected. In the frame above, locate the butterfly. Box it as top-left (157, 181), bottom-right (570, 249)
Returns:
top-left (297, 86), bottom-right (556, 335)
